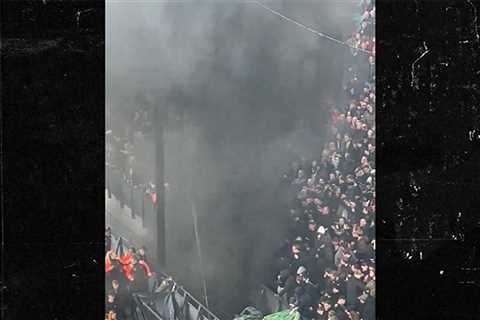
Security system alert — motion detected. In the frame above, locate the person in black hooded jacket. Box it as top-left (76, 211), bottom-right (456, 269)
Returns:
top-left (345, 271), bottom-right (365, 310)
top-left (360, 294), bottom-right (374, 320)
top-left (278, 269), bottom-right (297, 301)
top-left (292, 286), bottom-right (315, 320)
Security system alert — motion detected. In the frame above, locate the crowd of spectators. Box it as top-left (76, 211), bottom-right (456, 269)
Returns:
top-left (105, 226), bottom-right (154, 320)
top-left (271, 2), bottom-right (375, 320)
top-left (105, 2), bottom-right (375, 319)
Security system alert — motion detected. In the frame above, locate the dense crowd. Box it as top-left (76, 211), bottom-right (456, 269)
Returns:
top-left (105, 1), bottom-right (375, 319)
top-left (104, 227), bottom-right (154, 320)
top-left (271, 2), bottom-right (375, 320)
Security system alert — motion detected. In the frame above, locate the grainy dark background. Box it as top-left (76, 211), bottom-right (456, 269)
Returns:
top-left (1, 1), bottom-right (105, 319)
top-left (2, 0), bottom-right (480, 319)
top-left (377, 0), bottom-right (480, 318)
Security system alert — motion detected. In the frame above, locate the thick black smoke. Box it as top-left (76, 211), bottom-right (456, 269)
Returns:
top-left (107, 1), bottom-right (355, 317)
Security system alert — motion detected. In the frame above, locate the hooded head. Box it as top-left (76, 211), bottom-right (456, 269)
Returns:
top-left (297, 266), bottom-right (307, 276)
top-left (317, 225), bottom-right (326, 235)
top-left (353, 269), bottom-right (363, 279)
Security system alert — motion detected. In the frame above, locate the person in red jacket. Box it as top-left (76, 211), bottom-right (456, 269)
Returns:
top-left (130, 257), bottom-right (152, 292)
top-left (137, 259), bottom-right (153, 278)
top-left (105, 250), bottom-right (117, 273)
top-left (136, 246), bottom-right (149, 264)
top-left (117, 247), bottom-right (135, 282)
top-left (106, 250), bottom-right (122, 286)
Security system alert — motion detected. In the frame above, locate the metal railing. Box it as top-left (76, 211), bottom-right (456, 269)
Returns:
top-left (109, 232), bottom-right (221, 320)
top-left (106, 164), bottom-right (155, 227)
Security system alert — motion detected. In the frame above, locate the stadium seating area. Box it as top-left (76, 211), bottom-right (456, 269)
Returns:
top-left (270, 2), bottom-right (375, 320)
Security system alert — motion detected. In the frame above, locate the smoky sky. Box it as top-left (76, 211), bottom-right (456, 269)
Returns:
top-left (107, 1), bottom-right (355, 317)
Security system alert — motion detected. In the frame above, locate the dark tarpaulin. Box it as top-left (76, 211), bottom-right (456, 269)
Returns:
top-left (132, 289), bottom-right (184, 320)
top-left (115, 237), bottom-right (125, 256)
top-left (251, 286), bottom-right (287, 315)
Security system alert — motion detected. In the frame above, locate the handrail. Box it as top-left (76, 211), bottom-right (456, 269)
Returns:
top-left (108, 230), bottom-right (221, 320)
top-left (137, 296), bottom-right (164, 320)
top-left (176, 286), bottom-right (220, 320)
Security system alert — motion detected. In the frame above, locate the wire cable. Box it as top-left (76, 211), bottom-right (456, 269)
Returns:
top-left (254, 1), bottom-right (373, 55)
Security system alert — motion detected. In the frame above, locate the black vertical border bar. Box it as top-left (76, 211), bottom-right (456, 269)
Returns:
top-left (1, 1), bottom-right (105, 319)
top-left (377, 0), bottom-right (480, 319)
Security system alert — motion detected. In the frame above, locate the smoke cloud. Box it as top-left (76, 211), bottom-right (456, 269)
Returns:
top-left (107, 1), bottom-right (356, 317)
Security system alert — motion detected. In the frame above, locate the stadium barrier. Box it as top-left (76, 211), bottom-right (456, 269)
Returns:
top-left (111, 233), bottom-right (220, 320)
